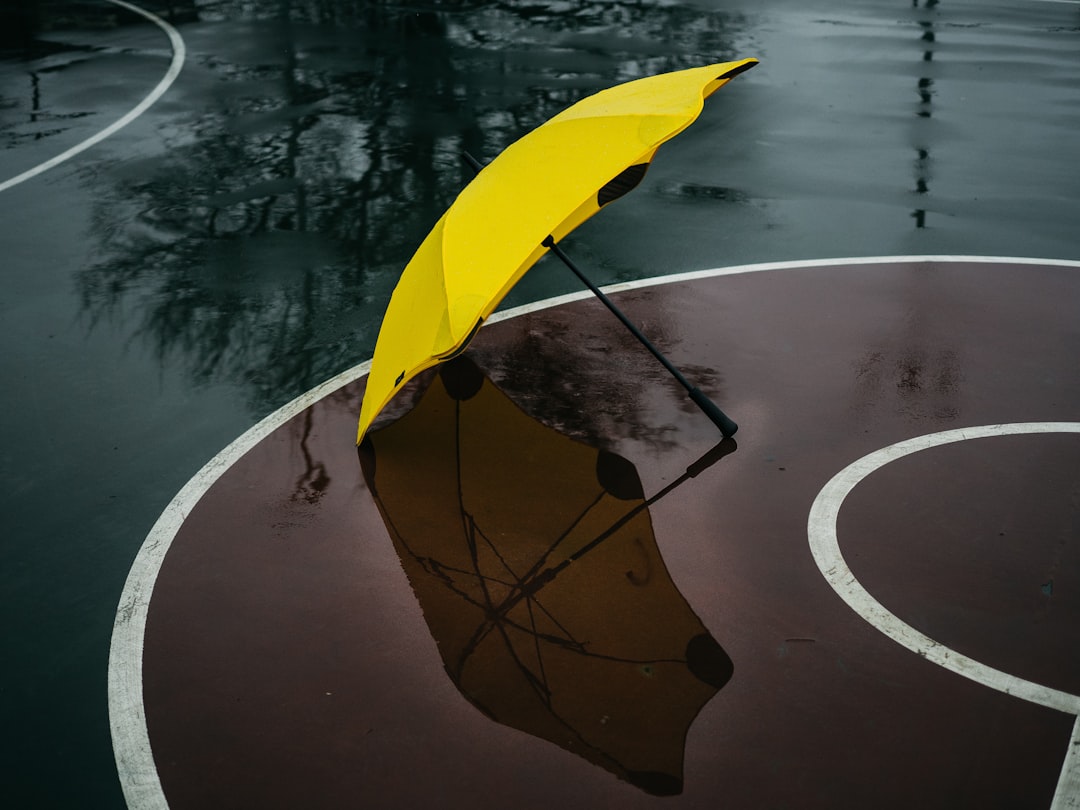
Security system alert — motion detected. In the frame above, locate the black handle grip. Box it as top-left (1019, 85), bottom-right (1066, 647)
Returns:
top-left (688, 387), bottom-right (738, 437)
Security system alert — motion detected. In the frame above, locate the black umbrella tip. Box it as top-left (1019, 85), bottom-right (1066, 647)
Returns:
top-left (716, 59), bottom-right (759, 81)
top-left (440, 355), bottom-right (485, 401)
top-left (686, 632), bottom-right (734, 689)
top-left (596, 451), bottom-right (645, 501)
top-left (357, 436), bottom-right (377, 489)
top-left (461, 151), bottom-right (484, 175)
top-left (626, 770), bottom-right (683, 796)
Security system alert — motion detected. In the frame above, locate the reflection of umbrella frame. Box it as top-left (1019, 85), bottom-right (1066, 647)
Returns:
top-left (360, 357), bottom-right (736, 795)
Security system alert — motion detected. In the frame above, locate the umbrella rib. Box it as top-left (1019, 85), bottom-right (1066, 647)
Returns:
top-left (451, 586), bottom-right (555, 705)
top-left (450, 513), bottom-right (505, 680)
top-left (451, 533), bottom-right (587, 683)
top-left (371, 492), bottom-right (506, 618)
top-left (523, 593), bottom-right (551, 697)
top-left (427, 556), bottom-right (518, 589)
top-left (473, 517), bottom-right (528, 585)
top-left (370, 481), bottom-right (503, 610)
top-left (452, 401), bottom-right (509, 678)
top-left (455, 488), bottom-right (632, 673)
top-left (486, 489), bottom-right (635, 622)
top-left (454, 402), bottom-right (496, 605)
top-left (503, 490), bottom-right (606, 602)
top-left (454, 516), bottom-right (586, 672)
top-left (526, 596), bottom-right (583, 647)
top-left (459, 490), bottom-right (608, 662)
top-left (453, 396), bottom-right (534, 588)
top-left (451, 406), bottom-right (559, 692)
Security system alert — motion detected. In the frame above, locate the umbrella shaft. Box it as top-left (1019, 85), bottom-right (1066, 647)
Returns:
top-left (541, 236), bottom-right (737, 437)
top-left (542, 237), bottom-right (689, 384)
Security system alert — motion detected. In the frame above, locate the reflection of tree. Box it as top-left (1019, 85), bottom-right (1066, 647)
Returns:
top-left (0, 2), bottom-right (40, 49)
top-left (0, 0), bottom-right (200, 48)
top-left (847, 5), bottom-right (962, 423)
top-left (78, 0), bottom-right (748, 413)
top-left (911, 0), bottom-right (938, 227)
top-left (1, 1), bottom-right (201, 151)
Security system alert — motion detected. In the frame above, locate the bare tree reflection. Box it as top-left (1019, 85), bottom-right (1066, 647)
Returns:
top-left (0, 2), bottom-right (41, 50)
top-left (911, 0), bottom-right (937, 228)
top-left (76, 0), bottom-right (749, 419)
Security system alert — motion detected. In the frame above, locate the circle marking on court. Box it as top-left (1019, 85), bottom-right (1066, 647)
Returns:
top-left (807, 422), bottom-right (1080, 809)
top-left (808, 422), bottom-right (1080, 713)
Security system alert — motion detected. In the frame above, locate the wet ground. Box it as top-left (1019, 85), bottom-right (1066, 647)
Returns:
top-left (127, 258), bottom-right (1080, 809)
top-left (1, 0), bottom-right (1078, 806)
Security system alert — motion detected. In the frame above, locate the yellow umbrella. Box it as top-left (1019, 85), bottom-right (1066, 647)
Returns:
top-left (357, 58), bottom-right (758, 442)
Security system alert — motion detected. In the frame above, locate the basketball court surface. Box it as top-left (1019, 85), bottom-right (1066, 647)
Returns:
top-left (110, 256), bottom-right (1080, 808)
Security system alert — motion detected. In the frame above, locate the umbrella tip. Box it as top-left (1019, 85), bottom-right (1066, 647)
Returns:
top-left (461, 151), bottom-right (483, 175)
top-left (626, 770), bottom-right (683, 797)
top-left (357, 436), bottom-right (377, 489)
top-left (686, 632), bottom-right (734, 689)
top-left (716, 58), bottom-right (759, 81)
top-left (596, 451), bottom-right (645, 501)
top-left (439, 355), bottom-right (484, 401)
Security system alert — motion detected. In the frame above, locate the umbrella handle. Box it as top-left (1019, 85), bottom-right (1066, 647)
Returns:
top-left (541, 236), bottom-right (738, 437)
top-left (688, 387), bottom-right (740, 438)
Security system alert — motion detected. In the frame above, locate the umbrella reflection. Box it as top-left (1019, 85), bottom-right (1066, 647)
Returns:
top-left (359, 356), bottom-right (735, 795)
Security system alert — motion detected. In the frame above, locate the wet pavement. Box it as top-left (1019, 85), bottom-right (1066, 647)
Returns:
top-left (2, 0), bottom-right (1079, 806)
top-left (130, 259), bottom-right (1080, 809)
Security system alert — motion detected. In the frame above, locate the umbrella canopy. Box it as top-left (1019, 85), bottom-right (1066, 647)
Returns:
top-left (357, 58), bottom-right (758, 441)
top-left (359, 356), bottom-right (734, 795)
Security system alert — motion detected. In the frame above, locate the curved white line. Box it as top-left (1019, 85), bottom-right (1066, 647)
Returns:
top-left (109, 256), bottom-right (1080, 807)
top-left (1053, 717), bottom-right (1080, 810)
top-left (808, 422), bottom-right (1080, 809)
top-left (107, 359), bottom-right (371, 809)
top-left (0, 0), bottom-right (185, 195)
top-left (808, 422), bottom-right (1080, 714)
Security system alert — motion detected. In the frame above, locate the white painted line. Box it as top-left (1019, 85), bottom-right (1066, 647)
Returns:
top-left (808, 422), bottom-right (1080, 713)
top-left (108, 360), bottom-right (370, 809)
top-left (1052, 716), bottom-right (1080, 810)
top-left (109, 257), bottom-right (1080, 807)
top-left (489, 254), bottom-right (1080, 323)
top-left (0, 0), bottom-right (185, 195)
top-left (808, 423), bottom-right (1080, 808)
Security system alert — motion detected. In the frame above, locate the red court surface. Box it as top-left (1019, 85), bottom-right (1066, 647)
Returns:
top-left (111, 257), bottom-right (1080, 808)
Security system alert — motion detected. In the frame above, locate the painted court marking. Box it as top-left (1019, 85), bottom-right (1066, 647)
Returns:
top-left (0, 0), bottom-right (185, 195)
top-left (110, 257), bottom-right (1080, 808)
top-left (807, 423), bottom-right (1080, 809)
